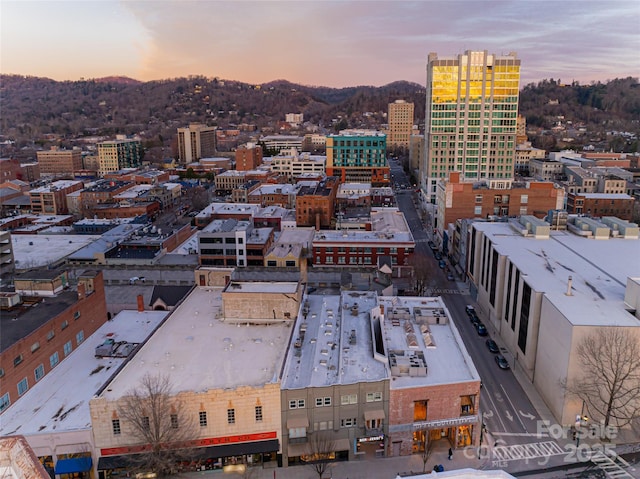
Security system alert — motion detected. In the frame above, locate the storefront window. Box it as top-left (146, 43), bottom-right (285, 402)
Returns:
top-left (457, 425), bottom-right (473, 447)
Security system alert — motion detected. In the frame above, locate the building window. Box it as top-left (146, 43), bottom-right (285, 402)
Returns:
top-left (17, 377), bottom-right (28, 396)
top-left (142, 416), bottom-right (150, 431)
top-left (112, 419), bottom-right (121, 435)
top-left (289, 427), bottom-right (306, 439)
top-left (255, 406), bottom-right (263, 422)
top-left (414, 400), bottom-right (428, 421)
top-left (74, 311), bottom-right (81, 320)
top-left (76, 330), bottom-right (84, 345)
top-left (47, 330), bottom-right (55, 341)
top-left (316, 397), bottom-right (331, 407)
top-left (340, 417), bottom-right (357, 428)
top-left (63, 341), bottom-right (73, 357)
top-left (475, 195), bottom-right (483, 203)
top-left (34, 364), bottom-right (45, 382)
top-left (460, 395), bottom-right (475, 416)
top-left (474, 206), bottom-right (482, 215)
top-left (366, 392), bottom-right (383, 402)
top-left (0, 368), bottom-right (3, 378)
top-left (50, 352), bottom-right (59, 368)
top-left (0, 393), bottom-right (10, 412)
top-left (199, 411), bottom-right (207, 427)
top-left (171, 414), bottom-right (179, 429)
top-left (14, 354), bottom-right (23, 367)
top-left (341, 394), bottom-right (357, 405)
top-left (61, 320), bottom-right (69, 330)
top-left (31, 342), bottom-right (40, 353)
top-left (289, 399), bottom-right (305, 409)
top-left (227, 408), bottom-right (235, 424)
top-left (520, 194), bottom-right (528, 204)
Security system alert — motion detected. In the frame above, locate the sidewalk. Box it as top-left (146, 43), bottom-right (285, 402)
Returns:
top-left (177, 443), bottom-right (486, 479)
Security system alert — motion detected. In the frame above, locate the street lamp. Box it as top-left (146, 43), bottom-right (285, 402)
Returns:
top-left (575, 400), bottom-right (588, 446)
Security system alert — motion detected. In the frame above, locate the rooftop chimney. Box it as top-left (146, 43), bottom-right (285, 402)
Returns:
top-left (137, 294), bottom-right (145, 312)
top-left (566, 276), bottom-right (573, 296)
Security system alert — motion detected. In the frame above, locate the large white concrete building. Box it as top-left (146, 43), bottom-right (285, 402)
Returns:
top-left (468, 216), bottom-right (640, 426)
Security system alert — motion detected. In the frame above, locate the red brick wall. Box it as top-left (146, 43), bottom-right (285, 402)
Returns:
top-left (442, 182), bottom-right (562, 228)
top-left (0, 272), bottom-right (108, 411)
top-left (388, 381), bottom-right (481, 455)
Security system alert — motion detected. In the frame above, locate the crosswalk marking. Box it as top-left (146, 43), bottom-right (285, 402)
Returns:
top-left (492, 441), bottom-right (565, 461)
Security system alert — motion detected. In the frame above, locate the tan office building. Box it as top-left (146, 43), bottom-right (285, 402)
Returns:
top-left (177, 123), bottom-right (217, 163)
top-left (37, 147), bottom-right (83, 176)
top-left (387, 100), bottom-right (414, 150)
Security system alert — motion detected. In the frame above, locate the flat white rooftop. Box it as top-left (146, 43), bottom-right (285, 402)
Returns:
top-left (29, 180), bottom-right (82, 193)
top-left (378, 296), bottom-right (480, 389)
top-left (0, 310), bottom-right (168, 435)
top-left (281, 292), bottom-right (479, 391)
top-left (281, 292), bottom-right (388, 390)
top-left (226, 281), bottom-right (299, 294)
top-left (196, 202), bottom-right (259, 219)
top-left (473, 222), bottom-right (640, 327)
top-left (12, 234), bottom-right (101, 269)
top-left (99, 287), bottom-right (291, 400)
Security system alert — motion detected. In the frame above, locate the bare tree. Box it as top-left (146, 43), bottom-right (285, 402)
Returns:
top-left (118, 373), bottom-right (197, 476)
top-left (412, 251), bottom-right (434, 296)
top-left (567, 328), bottom-right (640, 431)
top-left (304, 432), bottom-right (337, 479)
top-left (420, 435), bottom-right (434, 473)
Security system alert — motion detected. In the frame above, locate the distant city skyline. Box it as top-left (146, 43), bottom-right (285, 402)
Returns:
top-left (1, 1), bottom-right (638, 88)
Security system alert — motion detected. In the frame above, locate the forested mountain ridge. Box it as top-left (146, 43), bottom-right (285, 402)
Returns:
top-left (1, 74), bottom-right (638, 153)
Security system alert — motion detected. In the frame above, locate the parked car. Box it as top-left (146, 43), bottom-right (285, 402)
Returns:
top-left (476, 322), bottom-right (488, 336)
top-left (495, 354), bottom-right (510, 370)
top-left (465, 305), bottom-right (476, 317)
top-left (428, 241), bottom-right (436, 250)
top-left (438, 260), bottom-right (446, 269)
top-left (485, 339), bottom-right (499, 353)
top-left (470, 314), bottom-right (480, 327)
top-left (447, 273), bottom-right (455, 281)
top-left (434, 252), bottom-right (443, 260)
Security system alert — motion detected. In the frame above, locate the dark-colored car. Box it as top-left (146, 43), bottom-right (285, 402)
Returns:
top-left (495, 354), bottom-right (510, 370)
top-left (476, 322), bottom-right (488, 336)
top-left (438, 260), bottom-right (446, 269)
top-left (486, 339), bottom-right (499, 353)
top-left (434, 252), bottom-right (443, 260)
top-left (470, 315), bottom-right (480, 327)
top-left (447, 273), bottom-right (455, 281)
top-left (428, 241), bottom-right (436, 250)
top-left (465, 305), bottom-right (476, 317)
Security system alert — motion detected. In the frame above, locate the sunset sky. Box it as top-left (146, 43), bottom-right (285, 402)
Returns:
top-left (2, 0), bottom-right (638, 88)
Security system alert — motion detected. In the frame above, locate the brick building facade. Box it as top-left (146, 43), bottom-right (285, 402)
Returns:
top-left (0, 270), bottom-right (108, 414)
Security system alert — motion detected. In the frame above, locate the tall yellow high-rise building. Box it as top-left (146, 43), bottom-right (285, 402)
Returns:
top-left (387, 99), bottom-right (414, 150)
top-left (421, 50), bottom-right (521, 201)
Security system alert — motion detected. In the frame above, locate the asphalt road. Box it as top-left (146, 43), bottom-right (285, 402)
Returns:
top-left (390, 162), bottom-right (580, 473)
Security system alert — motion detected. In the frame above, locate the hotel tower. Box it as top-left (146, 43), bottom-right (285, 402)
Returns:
top-left (421, 50), bottom-right (521, 202)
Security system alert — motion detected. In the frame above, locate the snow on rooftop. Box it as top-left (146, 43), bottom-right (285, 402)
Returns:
top-left (282, 292), bottom-right (387, 390)
top-left (473, 222), bottom-right (640, 327)
top-left (12, 234), bottom-right (101, 268)
top-left (99, 287), bottom-right (291, 400)
top-left (0, 310), bottom-right (168, 436)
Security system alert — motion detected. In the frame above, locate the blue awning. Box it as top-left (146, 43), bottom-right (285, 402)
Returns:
top-left (55, 457), bottom-right (93, 474)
